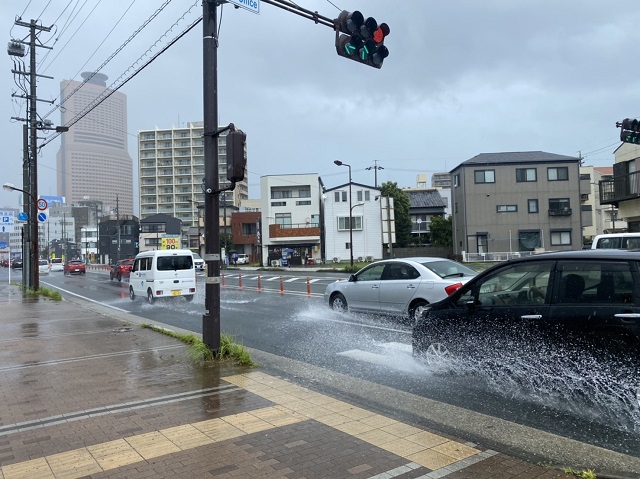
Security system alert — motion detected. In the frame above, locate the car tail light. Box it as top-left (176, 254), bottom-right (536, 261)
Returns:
top-left (189, 288), bottom-right (196, 293)
top-left (445, 282), bottom-right (463, 296)
top-left (156, 290), bottom-right (163, 296)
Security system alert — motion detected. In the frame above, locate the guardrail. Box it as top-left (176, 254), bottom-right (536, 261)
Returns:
top-left (462, 251), bottom-right (537, 262)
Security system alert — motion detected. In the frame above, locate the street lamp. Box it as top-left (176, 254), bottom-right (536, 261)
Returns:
top-left (334, 160), bottom-right (356, 266)
top-left (3, 182), bottom-right (37, 289)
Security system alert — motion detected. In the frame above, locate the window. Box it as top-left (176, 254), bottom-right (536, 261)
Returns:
top-left (384, 263), bottom-right (420, 280)
top-left (296, 201), bottom-right (311, 206)
top-left (454, 174), bottom-right (460, 187)
top-left (547, 167), bottom-right (568, 181)
top-left (516, 168), bottom-right (537, 182)
top-left (157, 255), bottom-right (193, 271)
top-left (355, 264), bottom-right (386, 282)
top-left (334, 192), bottom-right (340, 202)
top-left (549, 198), bottom-right (570, 214)
top-left (341, 191), bottom-right (347, 202)
top-left (528, 199), bottom-right (539, 213)
top-left (474, 170), bottom-right (495, 183)
top-left (337, 216), bottom-right (363, 230)
top-left (271, 188), bottom-right (292, 199)
top-left (298, 187), bottom-right (311, 198)
top-left (365, 191), bottom-right (370, 201)
top-left (497, 205), bottom-right (517, 213)
top-left (275, 213), bottom-right (292, 227)
top-left (242, 223), bottom-right (257, 235)
top-left (271, 201), bottom-right (286, 207)
top-left (519, 230), bottom-right (541, 251)
top-left (141, 223), bottom-right (165, 233)
top-left (357, 190), bottom-right (363, 202)
top-left (121, 225), bottom-right (133, 235)
top-left (550, 230), bottom-right (572, 246)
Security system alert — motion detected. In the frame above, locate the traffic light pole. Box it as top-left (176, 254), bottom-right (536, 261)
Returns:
top-left (202, 0), bottom-right (221, 353)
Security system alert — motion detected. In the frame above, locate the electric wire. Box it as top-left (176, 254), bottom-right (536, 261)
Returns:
top-left (42, 0), bottom-right (177, 119)
top-left (36, 0), bottom-right (53, 22)
top-left (39, 14), bottom-right (203, 151)
top-left (19, 1), bottom-right (33, 19)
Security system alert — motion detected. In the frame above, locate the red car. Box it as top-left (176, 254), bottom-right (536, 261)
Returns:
top-left (64, 260), bottom-right (86, 275)
top-left (110, 259), bottom-right (134, 282)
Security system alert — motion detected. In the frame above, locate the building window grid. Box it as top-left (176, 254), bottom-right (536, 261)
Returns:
top-left (474, 170), bottom-right (495, 184)
top-left (516, 168), bottom-right (537, 182)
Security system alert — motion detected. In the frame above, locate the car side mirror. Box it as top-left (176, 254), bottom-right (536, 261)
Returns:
top-left (465, 298), bottom-right (477, 310)
top-left (348, 274), bottom-right (356, 282)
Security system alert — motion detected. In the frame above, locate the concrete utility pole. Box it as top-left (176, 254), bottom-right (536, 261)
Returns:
top-left (202, 0), bottom-right (221, 352)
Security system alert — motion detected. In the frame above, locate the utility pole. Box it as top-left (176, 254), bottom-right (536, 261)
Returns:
top-left (202, 0), bottom-right (221, 353)
top-left (366, 160), bottom-right (384, 188)
top-left (9, 19), bottom-right (54, 290)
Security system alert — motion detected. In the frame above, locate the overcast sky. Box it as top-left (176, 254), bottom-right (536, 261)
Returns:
top-left (2, 0), bottom-right (640, 213)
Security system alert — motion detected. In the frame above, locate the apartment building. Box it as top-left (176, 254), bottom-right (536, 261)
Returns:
top-left (260, 174), bottom-right (321, 266)
top-left (57, 72), bottom-right (134, 215)
top-left (138, 121), bottom-right (248, 230)
top-left (451, 151), bottom-right (586, 257)
top-left (599, 142), bottom-right (640, 232)
top-left (581, 165), bottom-right (626, 241)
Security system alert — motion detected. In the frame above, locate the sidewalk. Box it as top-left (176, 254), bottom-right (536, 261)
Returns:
top-left (0, 282), bottom-right (636, 479)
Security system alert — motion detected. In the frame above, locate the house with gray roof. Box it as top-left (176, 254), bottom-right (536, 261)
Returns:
top-left (450, 151), bottom-right (590, 259)
top-left (403, 189), bottom-right (447, 243)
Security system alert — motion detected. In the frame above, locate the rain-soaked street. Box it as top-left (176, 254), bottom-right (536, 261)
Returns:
top-left (29, 268), bottom-right (640, 458)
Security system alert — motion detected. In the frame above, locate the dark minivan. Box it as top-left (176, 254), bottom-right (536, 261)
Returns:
top-left (413, 250), bottom-right (640, 364)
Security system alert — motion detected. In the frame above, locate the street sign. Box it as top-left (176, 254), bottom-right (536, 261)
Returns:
top-left (0, 241), bottom-right (6, 249)
top-left (37, 211), bottom-right (48, 223)
top-left (1, 211), bottom-right (15, 233)
top-left (17, 212), bottom-right (28, 221)
top-left (226, 0), bottom-right (259, 14)
top-left (37, 198), bottom-right (48, 211)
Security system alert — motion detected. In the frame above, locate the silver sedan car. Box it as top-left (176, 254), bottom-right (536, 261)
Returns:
top-left (324, 257), bottom-right (478, 320)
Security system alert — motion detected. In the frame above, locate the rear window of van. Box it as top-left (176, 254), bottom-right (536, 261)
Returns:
top-left (157, 255), bottom-right (193, 271)
top-left (51, 258), bottom-right (63, 264)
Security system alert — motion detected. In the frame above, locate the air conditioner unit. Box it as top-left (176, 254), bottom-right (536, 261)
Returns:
top-left (333, 257), bottom-right (340, 263)
top-left (357, 256), bottom-right (364, 262)
top-left (271, 260), bottom-right (280, 267)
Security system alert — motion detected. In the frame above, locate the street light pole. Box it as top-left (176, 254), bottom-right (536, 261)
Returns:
top-left (334, 160), bottom-right (354, 266)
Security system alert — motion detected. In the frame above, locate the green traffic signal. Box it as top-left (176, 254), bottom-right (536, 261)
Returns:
top-left (335, 10), bottom-right (389, 69)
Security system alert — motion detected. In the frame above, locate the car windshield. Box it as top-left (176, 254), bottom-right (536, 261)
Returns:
top-left (39, 260), bottom-right (48, 265)
top-left (193, 254), bottom-right (202, 260)
top-left (421, 260), bottom-right (477, 278)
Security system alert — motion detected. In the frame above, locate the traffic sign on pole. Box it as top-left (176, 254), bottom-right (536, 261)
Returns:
top-left (37, 198), bottom-right (48, 211)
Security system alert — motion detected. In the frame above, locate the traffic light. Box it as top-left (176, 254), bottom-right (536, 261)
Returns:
top-left (335, 10), bottom-right (389, 69)
top-left (619, 118), bottom-right (640, 144)
top-left (226, 129), bottom-right (246, 183)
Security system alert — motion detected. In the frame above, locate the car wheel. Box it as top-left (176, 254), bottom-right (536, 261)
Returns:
top-left (146, 289), bottom-right (155, 305)
top-left (117, 273), bottom-right (121, 282)
top-left (409, 300), bottom-right (429, 321)
top-left (110, 273), bottom-right (113, 281)
top-left (424, 342), bottom-right (451, 365)
top-left (185, 295), bottom-right (194, 302)
top-left (330, 293), bottom-right (348, 311)
top-left (129, 287), bottom-right (135, 301)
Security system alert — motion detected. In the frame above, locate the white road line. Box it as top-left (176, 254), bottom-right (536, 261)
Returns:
top-left (285, 277), bottom-right (299, 282)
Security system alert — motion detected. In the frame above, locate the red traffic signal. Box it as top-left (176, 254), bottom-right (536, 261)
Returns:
top-left (335, 10), bottom-right (390, 69)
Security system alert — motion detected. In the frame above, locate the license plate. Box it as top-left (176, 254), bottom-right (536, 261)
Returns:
top-left (171, 290), bottom-right (182, 296)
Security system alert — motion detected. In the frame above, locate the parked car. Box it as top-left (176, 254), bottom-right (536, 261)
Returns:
top-left (192, 253), bottom-right (204, 270)
top-left (38, 259), bottom-right (50, 275)
top-left (236, 253), bottom-right (249, 265)
top-left (1, 259), bottom-right (8, 267)
top-left (110, 259), bottom-right (134, 281)
top-left (413, 250), bottom-right (640, 364)
top-left (591, 232), bottom-right (640, 250)
top-left (11, 259), bottom-right (23, 269)
top-left (50, 258), bottom-right (64, 272)
top-left (324, 257), bottom-right (478, 320)
top-left (64, 259), bottom-right (86, 275)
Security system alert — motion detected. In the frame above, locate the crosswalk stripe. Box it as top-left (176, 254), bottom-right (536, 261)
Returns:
top-left (285, 277), bottom-right (299, 282)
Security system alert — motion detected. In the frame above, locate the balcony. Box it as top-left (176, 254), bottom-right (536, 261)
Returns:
top-left (599, 171), bottom-right (640, 206)
top-left (548, 208), bottom-right (572, 216)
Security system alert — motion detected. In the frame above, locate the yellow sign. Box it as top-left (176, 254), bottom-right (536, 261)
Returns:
top-left (161, 236), bottom-right (180, 250)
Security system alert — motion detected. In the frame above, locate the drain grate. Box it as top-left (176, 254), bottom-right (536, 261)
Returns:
top-left (113, 327), bottom-right (133, 333)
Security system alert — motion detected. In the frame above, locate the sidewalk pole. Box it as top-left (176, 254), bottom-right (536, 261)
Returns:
top-left (238, 272), bottom-right (243, 289)
top-left (221, 272), bottom-right (225, 288)
top-left (280, 275), bottom-right (284, 294)
top-left (307, 276), bottom-right (311, 296)
top-left (257, 274), bottom-right (262, 292)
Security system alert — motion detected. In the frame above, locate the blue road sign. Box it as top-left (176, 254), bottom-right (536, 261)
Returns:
top-left (37, 212), bottom-right (47, 222)
top-left (18, 212), bottom-right (28, 221)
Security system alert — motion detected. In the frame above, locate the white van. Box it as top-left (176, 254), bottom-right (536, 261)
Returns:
top-left (129, 249), bottom-right (197, 304)
top-left (591, 233), bottom-right (640, 250)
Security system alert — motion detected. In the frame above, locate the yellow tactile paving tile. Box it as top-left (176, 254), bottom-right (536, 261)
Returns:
top-left (432, 440), bottom-right (480, 460)
top-left (409, 447), bottom-right (460, 469)
top-left (125, 431), bottom-right (182, 460)
top-left (159, 424), bottom-right (214, 449)
top-left (380, 421), bottom-right (424, 438)
top-left (222, 411), bottom-right (279, 434)
top-left (191, 417), bottom-right (245, 442)
top-left (2, 458), bottom-right (55, 479)
top-left (87, 439), bottom-right (145, 471)
top-left (331, 419), bottom-right (378, 436)
top-left (46, 449), bottom-right (102, 479)
top-left (405, 430), bottom-right (450, 448)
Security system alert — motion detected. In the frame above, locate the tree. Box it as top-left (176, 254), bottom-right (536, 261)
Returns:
top-left (429, 215), bottom-right (453, 247)
top-left (380, 181), bottom-right (412, 247)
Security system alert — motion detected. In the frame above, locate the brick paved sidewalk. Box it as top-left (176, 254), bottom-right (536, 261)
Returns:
top-left (0, 282), bottom-right (631, 478)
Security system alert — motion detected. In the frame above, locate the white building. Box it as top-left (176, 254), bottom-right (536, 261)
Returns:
top-left (260, 174), bottom-right (321, 266)
top-left (323, 182), bottom-right (383, 263)
top-left (138, 121), bottom-right (248, 231)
